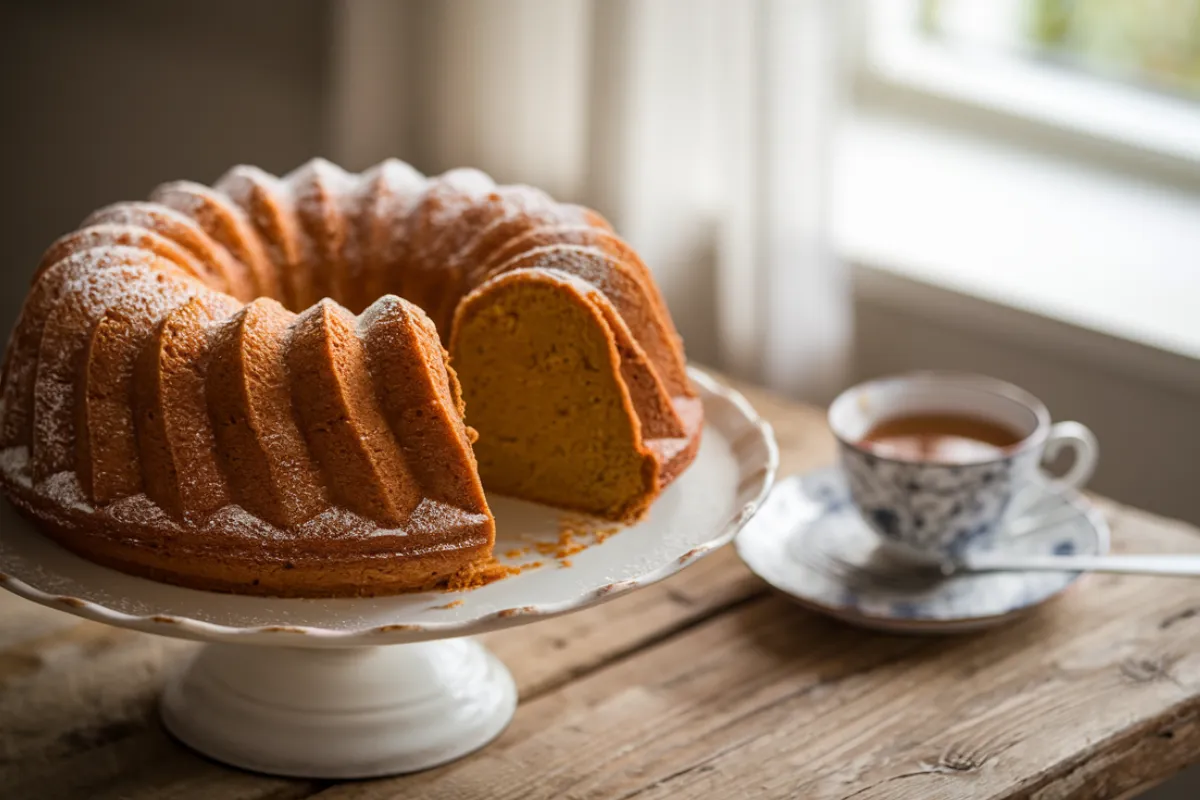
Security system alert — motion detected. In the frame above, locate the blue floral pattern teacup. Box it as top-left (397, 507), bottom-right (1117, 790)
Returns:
top-left (828, 373), bottom-right (1098, 565)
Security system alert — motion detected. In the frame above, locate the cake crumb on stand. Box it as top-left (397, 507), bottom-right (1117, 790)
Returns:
top-left (442, 511), bottom-right (626, 592)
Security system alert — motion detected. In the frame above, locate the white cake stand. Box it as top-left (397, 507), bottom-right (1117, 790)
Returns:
top-left (0, 369), bottom-right (776, 779)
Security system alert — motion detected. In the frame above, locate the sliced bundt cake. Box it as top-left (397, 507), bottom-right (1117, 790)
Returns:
top-left (0, 158), bottom-right (701, 596)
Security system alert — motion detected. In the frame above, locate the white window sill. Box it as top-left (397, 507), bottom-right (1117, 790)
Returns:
top-left (832, 111), bottom-right (1200, 395)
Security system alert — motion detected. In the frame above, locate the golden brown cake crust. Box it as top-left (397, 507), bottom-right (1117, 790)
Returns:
top-left (0, 159), bottom-right (701, 597)
top-left (0, 475), bottom-right (492, 598)
top-left (150, 181), bottom-right (282, 301)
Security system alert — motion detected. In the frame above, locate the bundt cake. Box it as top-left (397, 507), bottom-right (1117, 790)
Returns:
top-left (0, 159), bottom-right (702, 597)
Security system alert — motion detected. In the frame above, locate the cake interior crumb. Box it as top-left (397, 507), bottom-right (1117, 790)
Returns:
top-left (446, 557), bottom-right (521, 591)
top-left (539, 513), bottom-right (623, 565)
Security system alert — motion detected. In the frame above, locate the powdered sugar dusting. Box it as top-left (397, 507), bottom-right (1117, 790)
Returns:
top-left (107, 492), bottom-right (176, 528)
top-left (474, 265), bottom-right (603, 303)
top-left (447, 184), bottom-right (560, 270)
top-left (404, 169), bottom-right (497, 262)
top-left (211, 496), bottom-right (482, 546)
top-left (202, 504), bottom-right (292, 543)
top-left (39, 471), bottom-right (93, 513)
top-left (357, 159), bottom-right (427, 253)
top-left (12, 464), bottom-right (485, 549)
top-left (496, 244), bottom-right (618, 295)
top-left (286, 159), bottom-right (358, 304)
top-left (407, 498), bottom-right (490, 539)
top-left (2, 246), bottom-right (165, 450)
top-left (0, 446), bottom-right (31, 488)
top-left (34, 265), bottom-right (198, 481)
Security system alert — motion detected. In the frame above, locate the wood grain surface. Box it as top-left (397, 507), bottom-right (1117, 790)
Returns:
top-left (2, 379), bottom-right (1198, 800)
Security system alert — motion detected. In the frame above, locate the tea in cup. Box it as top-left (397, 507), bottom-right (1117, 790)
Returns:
top-left (827, 372), bottom-right (1098, 564)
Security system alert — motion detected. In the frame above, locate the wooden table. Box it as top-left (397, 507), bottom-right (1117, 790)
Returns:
top-left (4, 380), bottom-right (1200, 800)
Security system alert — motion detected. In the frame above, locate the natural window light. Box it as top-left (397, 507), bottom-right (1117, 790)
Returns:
top-left (924, 0), bottom-right (1200, 96)
top-left (841, 0), bottom-right (1200, 384)
top-left (864, 0), bottom-right (1200, 163)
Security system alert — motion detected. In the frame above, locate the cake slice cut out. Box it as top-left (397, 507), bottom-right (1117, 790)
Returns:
top-left (452, 269), bottom-right (659, 522)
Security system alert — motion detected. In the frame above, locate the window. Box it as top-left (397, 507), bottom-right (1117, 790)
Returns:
top-left (862, 0), bottom-right (1200, 164)
top-left (839, 0), bottom-right (1200, 382)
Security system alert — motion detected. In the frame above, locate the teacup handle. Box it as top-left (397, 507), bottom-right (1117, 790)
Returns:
top-left (1041, 421), bottom-right (1098, 491)
top-left (1001, 421), bottom-right (1098, 540)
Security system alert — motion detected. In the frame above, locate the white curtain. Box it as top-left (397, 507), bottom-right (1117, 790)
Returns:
top-left (330, 0), bottom-right (850, 402)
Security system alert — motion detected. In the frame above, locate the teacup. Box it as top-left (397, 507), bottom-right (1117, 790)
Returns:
top-left (827, 372), bottom-right (1098, 565)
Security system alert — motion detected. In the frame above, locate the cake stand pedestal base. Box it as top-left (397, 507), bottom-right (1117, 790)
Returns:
top-left (160, 639), bottom-right (516, 779)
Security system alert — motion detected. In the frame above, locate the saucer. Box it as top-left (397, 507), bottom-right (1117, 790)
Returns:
top-left (735, 467), bottom-right (1109, 634)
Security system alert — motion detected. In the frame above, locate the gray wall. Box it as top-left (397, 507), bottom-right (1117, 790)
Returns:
top-left (0, 0), bottom-right (331, 332)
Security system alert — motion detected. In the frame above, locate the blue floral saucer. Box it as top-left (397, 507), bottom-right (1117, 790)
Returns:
top-left (734, 467), bottom-right (1109, 634)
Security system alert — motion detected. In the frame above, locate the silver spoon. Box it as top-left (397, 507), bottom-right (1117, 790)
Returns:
top-left (954, 552), bottom-right (1200, 577)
